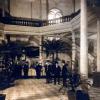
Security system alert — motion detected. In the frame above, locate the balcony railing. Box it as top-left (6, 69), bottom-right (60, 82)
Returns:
top-left (46, 10), bottom-right (80, 25)
top-left (0, 9), bottom-right (80, 27)
top-left (0, 16), bottom-right (43, 27)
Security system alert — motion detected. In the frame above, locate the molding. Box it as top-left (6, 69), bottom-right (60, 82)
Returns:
top-left (1, 8), bottom-right (97, 36)
top-left (4, 21), bottom-right (71, 35)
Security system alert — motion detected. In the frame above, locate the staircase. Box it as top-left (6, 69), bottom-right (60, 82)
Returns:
top-left (87, 0), bottom-right (100, 7)
top-left (61, 34), bottom-right (96, 74)
top-left (87, 0), bottom-right (100, 17)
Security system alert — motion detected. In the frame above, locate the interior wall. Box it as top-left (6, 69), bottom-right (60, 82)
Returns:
top-left (0, 0), bottom-right (3, 9)
top-left (31, 0), bottom-right (41, 19)
top-left (10, 0), bottom-right (45, 19)
top-left (75, 0), bottom-right (80, 11)
top-left (10, 0), bottom-right (31, 18)
top-left (58, 53), bottom-right (71, 62)
top-left (48, 0), bottom-right (74, 16)
top-left (10, 0), bottom-right (77, 19)
top-left (0, 0), bottom-right (9, 12)
top-left (41, 0), bottom-right (47, 19)
top-left (43, 52), bottom-right (71, 65)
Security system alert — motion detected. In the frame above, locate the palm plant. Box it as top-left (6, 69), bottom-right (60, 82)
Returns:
top-left (43, 39), bottom-right (72, 61)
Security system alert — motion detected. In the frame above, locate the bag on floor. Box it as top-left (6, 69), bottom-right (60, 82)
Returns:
top-left (76, 90), bottom-right (90, 100)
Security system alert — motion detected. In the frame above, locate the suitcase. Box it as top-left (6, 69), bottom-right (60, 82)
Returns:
top-left (76, 90), bottom-right (90, 100)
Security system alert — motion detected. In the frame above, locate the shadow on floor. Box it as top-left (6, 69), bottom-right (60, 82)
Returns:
top-left (0, 82), bottom-right (15, 90)
top-left (0, 76), bottom-right (45, 90)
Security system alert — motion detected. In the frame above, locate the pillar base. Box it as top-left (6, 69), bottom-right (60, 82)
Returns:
top-left (93, 72), bottom-right (100, 87)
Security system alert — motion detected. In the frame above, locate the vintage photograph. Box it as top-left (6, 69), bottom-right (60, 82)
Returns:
top-left (0, 0), bottom-right (100, 100)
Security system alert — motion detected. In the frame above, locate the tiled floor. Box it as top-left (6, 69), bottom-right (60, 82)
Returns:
top-left (89, 87), bottom-right (100, 100)
top-left (0, 79), bottom-right (100, 100)
top-left (1, 79), bottom-right (70, 100)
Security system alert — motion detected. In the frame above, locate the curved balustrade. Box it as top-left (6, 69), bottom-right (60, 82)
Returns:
top-left (0, 17), bottom-right (43, 27)
top-left (0, 10), bottom-right (80, 27)
top-left (47, 10), bottom-right (80, 25)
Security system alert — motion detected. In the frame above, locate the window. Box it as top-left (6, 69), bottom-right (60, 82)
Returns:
top-left (48, 9), bottom-right (62, 23)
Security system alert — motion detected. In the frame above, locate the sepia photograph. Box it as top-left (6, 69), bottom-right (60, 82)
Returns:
top-left (0, 0), bottom-right (100, 100)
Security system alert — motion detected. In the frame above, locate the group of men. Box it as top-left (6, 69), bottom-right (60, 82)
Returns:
top-left (13, 60), bottom-right (80, 90)
top-left (44, 60), bottom-right (81, 93)
top-left (14, 61), bottom-right (29, 78)
top-left (45, 61), bottom-right (70, 86)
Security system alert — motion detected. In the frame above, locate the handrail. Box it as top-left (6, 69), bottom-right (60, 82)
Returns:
top-left (44, 9), bottom-right (80, 26)
top-left (0, 9), bottom-right (80, 27)
top-left (0, 16), bottom-right (43, 27)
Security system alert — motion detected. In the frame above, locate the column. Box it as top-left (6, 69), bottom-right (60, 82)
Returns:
top-left (72, 32), bottom-right (76, 70)
top-left (8, 0), bottom-right (10, 14)
top-left (80, 0), bottom-right (88, 77)
top-left (39, 0), bottom-right (42, 19)
top-left (1, 32), bottom-right (5, 44)
top-left (93, 19), bottom-right (100, 87)
top-left (97, 19), bottom-right (100, 72)
top-left (73, 0), bottom-right (75, 13)
top-left (2, 0), bottom-right (6, 17)
top-left (39, 36), bottom-right (43, 64)
top-left (2, 32), bottom-right (5, 41)
top-left (46, 0), bottom-right (49, 19)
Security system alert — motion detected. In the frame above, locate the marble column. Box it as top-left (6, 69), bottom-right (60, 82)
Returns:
top-left (97, 19), bottom-right (100, 72)
top-left (39, 0), bottom-right (42, 19)
top-left (30, 1), bottom-right (32, 18)
top-left (2, 0), bottom-right (6, 17)
top-left (46, 0), bottom-right (49, 19)
top-left (2, 32), bottom-right (5, 41)
top-left (72, 32), bottom-right (76, 70)
top-left (80, 0), bottom-right (88, 77)
top-left (39, 36), bottom-right (43, 64)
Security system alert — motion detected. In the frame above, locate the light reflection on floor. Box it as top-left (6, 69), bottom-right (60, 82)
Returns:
top-left (2, 79), bottom-right (70, 100)
top-left (1, 79), bottom-right (100, 100)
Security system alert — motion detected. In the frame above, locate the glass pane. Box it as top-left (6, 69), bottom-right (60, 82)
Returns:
top-left (48, 9), bottom-right (62, 22)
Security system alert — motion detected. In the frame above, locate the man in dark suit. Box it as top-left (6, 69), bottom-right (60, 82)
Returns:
top-left (23, 61), bottom-right (29, 78)
top-left (54, 62), bottom-right (61, 85)
top-left (35, 63), bottom-right (42, 79)
top-left (62, 61), bottom-right (69, 86)
top-left (45, 63), bottom-right (52, 83)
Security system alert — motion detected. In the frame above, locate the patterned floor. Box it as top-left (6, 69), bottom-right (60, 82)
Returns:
top-left (89, 87), bottom-right (100, 100)
top-left (1, 79), bottom-right (72, 100)
top-left (0, 79), bottom-right (100, 100)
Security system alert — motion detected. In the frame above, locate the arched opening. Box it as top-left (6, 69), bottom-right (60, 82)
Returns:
top-left (48, 8), bottom-right (62, 23)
